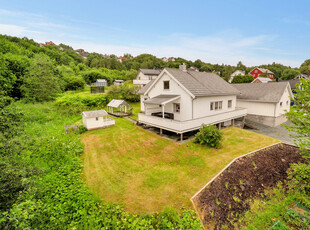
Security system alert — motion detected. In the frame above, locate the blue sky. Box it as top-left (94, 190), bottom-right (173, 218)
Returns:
top-left (0, 0), bottom-right (309, 67)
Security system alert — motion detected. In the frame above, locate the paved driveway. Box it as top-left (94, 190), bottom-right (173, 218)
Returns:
top-left (244, 119), bottom-right (297, 145)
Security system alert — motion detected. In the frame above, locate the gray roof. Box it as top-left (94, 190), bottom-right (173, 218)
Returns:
top-left (138, 79), bottom-right (156, 94)
top-left (140, 69), bottom-right (161, 75)
top-left (275, 79), bottom-right (300, 89)
top-left (165, 68), bottom-right (240, 96)
top-left (114, 80), bottom-right (124, 82)
top-left (82, 110), bottom-right (107, 118)
top-left (233, 82), bottom-right (290, 103)
top-left (107, 99), bottom-right (131, 108)
top-left (144, 95), bottom-right (180, 105)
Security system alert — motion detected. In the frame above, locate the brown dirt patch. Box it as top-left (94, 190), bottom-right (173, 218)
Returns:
top-left (192, 143), bottom-right (304, 229)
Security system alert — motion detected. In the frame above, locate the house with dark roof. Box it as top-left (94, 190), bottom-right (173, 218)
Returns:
top-left (133, 69), bottom-right (162, 87)
top-left (138, 66), bottom-right (247, 139)
top-left (233, 82), bottom-right (293, 127)
top-left (249, 67), bottom-right (274, 79)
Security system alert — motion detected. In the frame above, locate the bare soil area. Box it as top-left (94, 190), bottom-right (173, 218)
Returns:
top-left (192, 143), bottom-right (304, 229)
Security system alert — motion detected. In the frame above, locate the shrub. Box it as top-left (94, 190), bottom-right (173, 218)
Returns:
top-left (287, 163), bottom-right (310, 194)
top-left (108, 83), bottom-right (140, 102)
top-left (194, 125), bottom-right (223, 148)
top-left (54, 93), bottom-right (109, 113)
top-left (232, 74), bottom-right (254, 83)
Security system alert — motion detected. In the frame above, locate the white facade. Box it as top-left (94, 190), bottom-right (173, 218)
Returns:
top-left (133, 71), bottom-right (159, 86)
top-left (83, 116), bottom-right (115, 130)
top-left (139, 70), bottom-right (247, 134)
top-left (82, 110), bottom-right (115, 130)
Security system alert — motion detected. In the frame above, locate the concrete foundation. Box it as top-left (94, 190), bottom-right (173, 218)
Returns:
top-left (246, 114), bottom-right (287, 127)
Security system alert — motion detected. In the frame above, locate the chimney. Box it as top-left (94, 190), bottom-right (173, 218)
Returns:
top-left (179, 63), bottom-right (186, 71)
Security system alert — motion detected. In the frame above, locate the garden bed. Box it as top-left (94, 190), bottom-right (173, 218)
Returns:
top-left (191, 143), bottom-right (304, 229)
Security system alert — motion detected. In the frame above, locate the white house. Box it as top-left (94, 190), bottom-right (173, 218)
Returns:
top-left (133, 69), bottom-right (161, 87)
top-left (138, 68), bottom-right (247, 139)
top-left (114, 80), bottom-right (124, 86)
top-left (229, 70), bottom-right (245, 83)
top-left (251, 77), bottom-right (273, 84)
top-left (82, 110), bottom-right (115, 130)
top-left (233, 82), bottom-right (293, 127)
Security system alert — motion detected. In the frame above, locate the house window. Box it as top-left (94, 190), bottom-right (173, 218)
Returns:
top-left (255, 70), bottom-right (258, 73)
top-left (163, 81), bottom-right (170, 90)
top-left (211, 101), bottom-right (223, 111)
top-left (228, 100), bottom-right (232, 108)
top-left (96, 117), bottom-right (99, 121)
top-left (280, 102), bottom-right (283, 107)
top-left (174, 103), bottom-right (180, 113)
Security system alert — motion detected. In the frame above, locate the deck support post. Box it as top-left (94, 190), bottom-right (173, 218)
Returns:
top-left (160, 128), bottom-right (163, 135)
top-left (180, 133), bottom-right (183, 142)
top-left (162, 105), bottom-right (165, 118)
top-left (242, 116), bottom-right (246, 128)
top-left (218, 123), bottom-right (221, 130)
top-left (232, 119), bottom-right (235, 127)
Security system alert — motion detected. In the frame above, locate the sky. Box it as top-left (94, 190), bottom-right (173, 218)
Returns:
top-left (0, 0), bottom-right (309, 67)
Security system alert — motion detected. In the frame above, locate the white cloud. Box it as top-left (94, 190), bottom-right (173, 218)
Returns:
top-left (0, 24), bottom-right (39, 36)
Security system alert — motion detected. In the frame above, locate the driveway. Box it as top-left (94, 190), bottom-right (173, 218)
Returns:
top-left (244, 119), bottom-right (297, 145)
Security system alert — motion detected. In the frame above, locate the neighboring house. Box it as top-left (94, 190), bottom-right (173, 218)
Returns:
top-left (138, 67), bottom-right (247, 140)
top-left (233, 82), bottom-right (293, 127)
top-left (249, 67), bottom-right (274, 79)
top-left (95, 79), bottom-right (108, 87)
top-left (161, 57), bottom-right (168, 62)
top-left (294, 74), bottom-right (310, 79)
top-left (82, 110), bottom-right (115, 130)
top-left (133, 69), bottom-right (162, 87)
top-left (188, 66), bottom-right (199, 72)
top-left (229, 70), bottom-right (245, 83)
top-left (40, 41), bottom-right (57, 47)
top-left (114, 80), bottom-right (124, 86)
top-left (251, 77), bottom-right (273, 83)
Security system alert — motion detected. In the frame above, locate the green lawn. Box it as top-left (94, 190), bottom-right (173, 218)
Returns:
top-left (81, 118), bottom-right (279, 214)
top-left (129, 102), bottom-right (140, 120)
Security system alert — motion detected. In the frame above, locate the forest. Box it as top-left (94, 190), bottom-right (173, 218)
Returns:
top-left (0, 34), bottom-right (309, 229)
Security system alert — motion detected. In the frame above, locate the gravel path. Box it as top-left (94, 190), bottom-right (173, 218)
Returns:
top-left (244, 119), bottom-right (297, 145)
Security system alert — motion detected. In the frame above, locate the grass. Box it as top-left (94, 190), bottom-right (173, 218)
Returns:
top-left (129, 102), bottom-right (140, 120)
top-left (81, 118), bottom-right (279, 214)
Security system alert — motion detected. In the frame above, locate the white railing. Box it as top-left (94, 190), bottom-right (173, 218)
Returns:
top-left (138, 108), bottom-right (247, 133)
top-left (145, 107), bottom-right (162, 115)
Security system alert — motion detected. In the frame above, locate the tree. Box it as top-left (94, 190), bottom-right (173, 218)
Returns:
top-left (222, 65), bottom-right (234, 82)
top-left (285, 79), bottom-right (310, 193)
top-left (236, 61), bottom-right (246, 71)
top-left (281, 69), bottom-right (300, 80)
top-left (21, 54), bottom-right (61, 102)
top-left (299, 59), bottom-right (310, 75)
top-left (231, 74), bottom-right (254, 83)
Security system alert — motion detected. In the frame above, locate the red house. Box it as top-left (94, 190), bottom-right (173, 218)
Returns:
top-left (249, 67), bottom-right (274, 79)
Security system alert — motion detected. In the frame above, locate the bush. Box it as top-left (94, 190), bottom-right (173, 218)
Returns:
top-left (63, 75), bottom-right (85, 91)
top-left (232, 74), bottom-right (254, 83)
top-left (54, 93), bottom-right (109, 113)
top-left (108, 83), bottom-right (140, 102)
top-left (194, 125), bottom-right (223, 148)
top-left (287, 163), bottom-right (310, 194)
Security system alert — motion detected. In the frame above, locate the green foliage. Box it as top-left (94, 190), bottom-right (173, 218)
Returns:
top-left (232, 74), bottom-right (254, 83)
top-left (55, 93), bottom-right (110, 113)
top-left (0, 102), bottom-right (201, 229)
top-left (283, 209), bottom-right (310, 229)
top-left (21, 54), bottom-right (62, 102)
top-left (287, 163), bottom-right (310, 194)
top-left (285, 79), bottom-right (310, 155)
top-left (107, 83), bottom-right (140, 102)
top-left (281, 68), bottom-right (300, 80)
top-left (194, 125), bottom-right (223, 148)
top-left (300, 59), bottom-right (310, 75)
